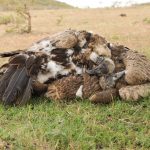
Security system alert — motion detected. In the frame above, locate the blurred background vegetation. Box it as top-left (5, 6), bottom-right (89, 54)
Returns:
top-left (0, 0), bottom-right (72, 33)
top-left (0, 0), bottom-right (72, 10)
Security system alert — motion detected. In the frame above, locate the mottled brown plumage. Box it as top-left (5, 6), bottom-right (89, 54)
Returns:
top-left (45, 73), bottom-right (119, 103)
top-left (88, 34), bottom-right (111, 57)
top-left (110, 43), bottom-right (150, 85)
top-left (89, 89), bottom-right (118, 104)
top-left (1, 30), bottom-right (150, 105)
top-left (45, 75), bottom-right (83, 101)
top-left (110, 43), bottom-right (150, 101)
top-left (82, 73), bottom-right (101, 98)
top-left (123, 50), bottom-right (150, 85)
top-left (119, 83), bottom-right (150, 101)
top-left (32, 81), bottom-right (48, 96)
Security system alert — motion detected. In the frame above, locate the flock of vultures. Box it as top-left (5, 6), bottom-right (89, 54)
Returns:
top-left (0, 29), bottom-right (150, 106)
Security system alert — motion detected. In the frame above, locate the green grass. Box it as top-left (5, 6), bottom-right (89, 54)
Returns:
top-left (0, 97), bottom-right (150, 149)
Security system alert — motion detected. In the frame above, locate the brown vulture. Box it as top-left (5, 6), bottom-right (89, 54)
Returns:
top-left (0, 29), bottom-right (113, 106)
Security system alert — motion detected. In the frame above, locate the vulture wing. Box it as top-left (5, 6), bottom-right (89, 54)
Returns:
top-left (2, 66), bottom-right (29, 105)
top-left (0, 65), bottom-right (17, 101)
top-left (1, 54), bottom-right (35, 106)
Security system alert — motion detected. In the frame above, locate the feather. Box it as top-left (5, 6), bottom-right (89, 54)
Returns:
top-left (17, 78), bottom-right (32, 106)
top-left (89, 89), bottom-right (118, 104)
top-left (9, 54), bottom-right (28, 65)
top-left (2, 67), bottom-right (29, 105)
top-left (0, 49), bottom-right (24, 58)
top-left (0, 65), bottom-right (17, 101)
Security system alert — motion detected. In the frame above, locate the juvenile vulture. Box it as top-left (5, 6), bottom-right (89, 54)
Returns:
top-left (0, 29), bottom-right (112, 106)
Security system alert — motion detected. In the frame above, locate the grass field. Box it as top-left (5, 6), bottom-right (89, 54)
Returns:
top-left (0, 4), bottom-right (150, 150)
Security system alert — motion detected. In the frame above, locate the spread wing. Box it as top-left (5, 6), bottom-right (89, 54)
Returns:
top-left (0, 54), bottom-right (36, 106)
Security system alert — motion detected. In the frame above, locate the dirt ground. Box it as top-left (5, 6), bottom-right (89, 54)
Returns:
top-left (0, 5), bottom-right (150, 58)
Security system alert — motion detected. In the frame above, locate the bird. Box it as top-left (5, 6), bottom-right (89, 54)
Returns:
top-left (0, 29), bottom-right (112, 106)
top-left (119, 83), bottom-right (150, 101)
top-left (109, 43), bottom-right (150, 101)
top-left (45, 75), bottom-right (83, 101)
top-left (0, 53), bottom-right (47, 106)
top-left (86, 57), bottom-right (115, 76)
top-left (45, 43), bottom-right (150, 103)
top-left (109, 43), bottom-right (150, 85)
top-left (44, 71), bottom-right (125, 103)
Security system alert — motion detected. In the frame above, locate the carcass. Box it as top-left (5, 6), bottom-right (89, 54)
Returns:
top-left (0, 29), bottom-right (111, 106)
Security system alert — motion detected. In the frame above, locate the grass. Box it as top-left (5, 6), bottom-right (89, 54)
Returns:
top-left (0, 97), bottom-right (150, 149)
top-left (0, 15), bottom-right (14, 25)
top-left (143, 17), bottom-right (150, 24)
top-left (0, 4), bottom-right (150, 150)
top-left (0, 0), bottom-right (72, 10)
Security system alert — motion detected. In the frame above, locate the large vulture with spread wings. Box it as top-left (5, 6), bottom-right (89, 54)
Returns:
top-left (0, 29), bottom-right (113, 106)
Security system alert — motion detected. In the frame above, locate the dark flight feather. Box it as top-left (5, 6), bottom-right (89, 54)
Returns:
top-left (17, 78), bottom-right (32, 106)
top-left (0, 50), bottom-right (24, 58)
top-left (0, 65), bottom-right (17, 101)
top-left (2, 67), bottom-right (29, 105)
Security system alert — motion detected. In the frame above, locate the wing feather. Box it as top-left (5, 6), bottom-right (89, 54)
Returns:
top-left (0, 65), bottom-right (17, 101)
top-left (17, 78), bottom-right (32, 106)
top-left (2, 67), bottom-right (29, 105)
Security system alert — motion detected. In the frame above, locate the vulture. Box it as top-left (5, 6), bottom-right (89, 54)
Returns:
top-left (45, 43), bottom-right (150, 103)
top-left (1, 29), bottom-right (150, 105)
top-left (0, 29), bottom-right (113, 106)
top-left (45, 72), bottom-right (124, 103)
top-left (109, 43), bottom-right (150, 101)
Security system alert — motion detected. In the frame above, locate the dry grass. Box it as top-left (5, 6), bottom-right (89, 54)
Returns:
top-left (0, 5), bottom-right (150, 53)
